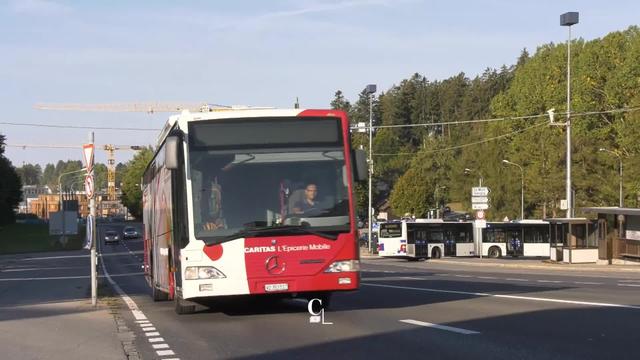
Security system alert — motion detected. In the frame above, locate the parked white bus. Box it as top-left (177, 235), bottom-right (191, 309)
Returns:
top-left (481, 220), bottom-right (550, 258)
top-left (377, 219), bottom-right (474, 260)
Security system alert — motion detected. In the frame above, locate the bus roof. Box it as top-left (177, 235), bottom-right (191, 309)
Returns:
top-left (157, 108), bottom-right (346, 148)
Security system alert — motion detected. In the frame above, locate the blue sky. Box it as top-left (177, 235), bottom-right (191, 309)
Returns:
top-left (2, 0), bottom-right (639, 166)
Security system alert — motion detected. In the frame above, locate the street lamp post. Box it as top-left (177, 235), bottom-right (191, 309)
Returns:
top-left (434, 185), bottom-right (447, 219)
top-left (464, 168), bottom-right (483, 187)
top-left (502, 160), bottom-right (524, 220)
top-left (599, 148), bottom-right (623, 207)
top-left (561, 11), bottom-right (579, 218)
top-left (365, 84), bottom-right (377, 253)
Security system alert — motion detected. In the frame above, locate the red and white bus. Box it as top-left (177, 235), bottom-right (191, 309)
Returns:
top-left (142, 108), bottom-right (366, 314)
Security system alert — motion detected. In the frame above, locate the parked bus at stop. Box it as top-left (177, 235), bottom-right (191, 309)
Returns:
top-left (377, 219), bottom-right (472, 260)
top-left (481, 220), bottom-right (550, 258)
top-left (142, 108), bottom-right (367, 314)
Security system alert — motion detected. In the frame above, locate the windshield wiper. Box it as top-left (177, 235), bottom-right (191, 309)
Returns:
top-left (205, 224), bottom-right (340, 245)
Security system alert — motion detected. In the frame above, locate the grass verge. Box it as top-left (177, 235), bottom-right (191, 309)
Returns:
top-left (0, 223), bottom-right (84, 254)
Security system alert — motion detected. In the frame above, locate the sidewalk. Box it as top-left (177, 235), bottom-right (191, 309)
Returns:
top-left (360, 250), bottom-right (640, 273)
top-left (427, 257), bottom-right (640, 273)
top-left (0, 250), bottom-right (127, 360)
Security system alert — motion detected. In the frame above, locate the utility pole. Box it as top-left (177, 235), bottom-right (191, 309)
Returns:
top-left (365, 84), bottom-right (377, 253)
top-left (561, 12), bottom-right (579, 218)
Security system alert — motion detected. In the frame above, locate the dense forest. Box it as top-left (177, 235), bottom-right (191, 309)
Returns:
top-left (333, 26), bottom-right (640, 221)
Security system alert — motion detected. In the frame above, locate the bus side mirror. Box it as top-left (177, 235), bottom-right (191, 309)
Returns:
top-left (165, 135), bottom-right (180, 170)
top-left (354, 149), bottom-right (368, 181)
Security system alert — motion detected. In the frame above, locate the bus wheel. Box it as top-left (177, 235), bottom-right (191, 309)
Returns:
top-left (431, 247), bottom-right (442, 259)
top-left (174, 295), bottom-right (196, 315)
top-left (488, 246), bottom-right (502, 258)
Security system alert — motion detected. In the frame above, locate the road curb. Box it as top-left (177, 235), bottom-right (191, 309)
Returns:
top-left (426, 259), bottom-right (640, 273)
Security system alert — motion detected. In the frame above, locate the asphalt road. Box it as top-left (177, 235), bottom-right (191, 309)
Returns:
top-left (91, 222), bottom-right (640, 360)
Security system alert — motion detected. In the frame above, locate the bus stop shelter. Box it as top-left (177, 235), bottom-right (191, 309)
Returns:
top-left (581, 207), bottom-right (640, 264)
top-left (545, 218), bottom-right (598, 263)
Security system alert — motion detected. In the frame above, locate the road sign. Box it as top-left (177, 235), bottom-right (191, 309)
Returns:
top-left (84, 175), bottom-right (94, 199)
top-left (474, 219), bottom-right (487, 228)
top-left (82, 144), bottom-right (95, 172)
top-left (471, 187), bottom-right (490, 196)
top-left (476, 210), bottom-right (485, 220)
top-left (471, 196), bottom-right (489, 203)
top-left (472, 203), bottom-right (490, 210)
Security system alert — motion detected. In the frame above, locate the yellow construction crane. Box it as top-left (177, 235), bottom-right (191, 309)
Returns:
top-left (103, 145), bottom-right (142, 201)
top-left (34, 102), bottom-right (230, 113)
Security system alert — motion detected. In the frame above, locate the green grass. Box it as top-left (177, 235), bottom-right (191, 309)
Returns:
top-left (0, 223), bottom-right (85, 254)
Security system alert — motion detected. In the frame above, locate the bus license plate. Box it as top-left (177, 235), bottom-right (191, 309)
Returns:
top-left (265, 283), bottom-right (288, 292)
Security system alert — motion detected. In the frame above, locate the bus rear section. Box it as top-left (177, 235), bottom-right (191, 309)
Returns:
top-left (482, 221), bottom-right (550, 258)
top-left (143, 109), bottom-right (366, 313)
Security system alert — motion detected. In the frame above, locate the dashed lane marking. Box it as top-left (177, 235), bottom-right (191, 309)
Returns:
top-left (537, 280), bottom-right (562, 283)
top-left (156, 350), bottom-right (176, 356)
top-left (505, 278), bottom-right (528, 282)
top-left (99, 240), bottom-right (179, 359)
top-left (574, 281), bottom-right (602, 285)
top-left (363, 283), bottom-right (640, 310)
top-left (400, 319), bottom-right (480, 335)
top-left (148, 338), bottom-right (165, 343)
top-left (618, 284), bottom-right (640, 287)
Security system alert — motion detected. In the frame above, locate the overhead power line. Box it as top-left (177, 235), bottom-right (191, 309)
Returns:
top-left (351, 106), bottom-right (640, 130)
top-left (374, 121), bottom-right (548, 156)
top-left (0, 121), bottom-right (160, 131)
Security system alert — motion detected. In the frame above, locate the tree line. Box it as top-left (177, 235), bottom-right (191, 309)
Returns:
top-left (333, 26), bottom-right (640, 221)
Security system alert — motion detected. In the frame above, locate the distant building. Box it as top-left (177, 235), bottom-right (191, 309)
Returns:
top-left (18, 185), bottom-right (52, 214)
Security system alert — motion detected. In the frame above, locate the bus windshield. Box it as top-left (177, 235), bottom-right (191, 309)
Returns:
top-left (189, 144), bottom-right (350, 244)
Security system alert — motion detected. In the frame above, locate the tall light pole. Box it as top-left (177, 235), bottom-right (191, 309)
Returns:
top-left (502, 160), bottom-right (524, 220)
top-left (464, 168), bottom-right (483, 187)
top-left (599, 148), bottom-right (623, 207)
top-left (365, 84), bottom-right (377, 253)
top-left (434, 185), bottom-right (447, 219)
top-left (561, 11), bottom-right (579, 218)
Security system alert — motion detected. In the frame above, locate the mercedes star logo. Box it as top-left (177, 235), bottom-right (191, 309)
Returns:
top-left (265, 255), bottom-right (286, 275)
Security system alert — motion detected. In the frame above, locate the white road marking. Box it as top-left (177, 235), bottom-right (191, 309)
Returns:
top-left (99, 240), bottom-right (179, 359)
top-left (0, 272), bottom-right (144, 282)
top-left (0, 275), bottom-right (88, 281)
top-left (362, 283), bottom-right (640, 310)
top-left (148, 337), bottom-right (165, 343)
top-left (618, 279), bottom-right (640, 283)
top-left (574, 281), bottom-right (602, 285)
top-left (152, 344), bottom-right (170, 349)
top-left (537, 280), bottom-right (562, 283)
top-left (454, 274), bottom-right (472, 278)
top-left (618, 284), bottom-right (640, 287)
top-left (20, 254), bottom-right (88, 261)
top-left (1, 266), bottom-right (85, 272)
top-left (402, 276), bottom-right (426, 280)
top-left (477, 276), bottom-right (497, 280)
top-left (142, 327), bottom-right (157, 331)
top-left (505, 278), bottom-right (528, 282)
top-left (400, 319), bottom-right (480, 335)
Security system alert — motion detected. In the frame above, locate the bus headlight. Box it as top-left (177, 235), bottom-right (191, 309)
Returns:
top-left (185, 266), bottom-right (226, 280)
top-left (324, 260), bottom-right (360, 273)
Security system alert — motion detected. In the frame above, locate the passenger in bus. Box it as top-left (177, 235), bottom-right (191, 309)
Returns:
top-left (292, 183), bottom-right (320, 215)
top-left (202, 181), bottom-right (226, 231)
